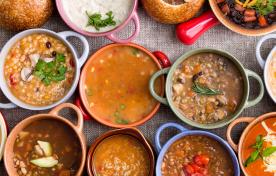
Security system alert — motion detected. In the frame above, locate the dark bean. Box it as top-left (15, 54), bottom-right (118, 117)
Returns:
top-left (46, 41), bottom-right (51, 48)
top-left (52, 51), bottom-right (57, 57)
top-left (192, 71), bottom-right (203, 82)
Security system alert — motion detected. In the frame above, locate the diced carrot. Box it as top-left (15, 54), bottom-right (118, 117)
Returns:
top-left (187, 90), bottom-right (196, 97)
top-left (206, 102), bottom-right (215, 114)
top-left (183, 164), bottom-right (195, 174)
top-left (193, 64), bottom-right (202, 74)
top-left (244, 9), bottom-right (256, 17)
top-left (194, 154), bottom-right (210, 167)
top-left (258, 15), bottom-right (268, 27)
top-left (244, 16), bottom-right (257, 22)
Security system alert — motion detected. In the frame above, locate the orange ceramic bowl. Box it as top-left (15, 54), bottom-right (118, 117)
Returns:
top-left (77, 43), bottom-right (171, 128)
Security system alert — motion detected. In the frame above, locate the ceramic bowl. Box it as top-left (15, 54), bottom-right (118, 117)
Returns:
top-left (256, 34), bottom-right (276, 103)
top-left (86, 128), bottom-right (155, 176)
top-left (56, 0), bottom-right (140, 43)
top-left (155, 122), bottom-right (240, 176)
top-left (76, 43), bottom-right (171, 128)
top-left (0, 29), bottom-right (89, 110)
top-left (227, 112), bottom-right (276, 176)
top-left (4, 103), bottom-right (87, 176)
top-left (149, 48), bottom-right (264, 129)
top-left (0, 112), bottom-right (8, 161)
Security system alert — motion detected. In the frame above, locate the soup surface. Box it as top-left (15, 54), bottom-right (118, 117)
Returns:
top-left (268, 51), bottom-right (276, 97)
top-left (162, 135), bottom-right (234, 176)
top-left (93, 134), bottom-right (150, 176)
top-left (83, 46), bottom-right (162, 125)
top-left (13, 119), bottom-right (82, 176)
top-left (242, 118), bottom-right (276, 176)
top-left (172, 53), bottom-right (244, 124)
top-left (4, 34), bottom-right (75, 106)
top-left (217, 0), bottom-right (275, 29)
top-left (62, 0), bottom-right (133, 32)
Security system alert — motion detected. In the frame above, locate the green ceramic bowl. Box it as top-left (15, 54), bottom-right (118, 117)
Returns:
top-left (149, 48), bottom-right (264, 129)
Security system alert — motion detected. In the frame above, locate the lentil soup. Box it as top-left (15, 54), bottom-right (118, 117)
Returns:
top-left (13, 119), bottom-right (82, 176)
top-left (92, 134), bottom-right (150, 176)
top-left (83, 45), bottom-right (162, 125)
top-left (162, 135), bottom-right (234, 176)
top-left (172, 53), bottom-right (244, 124)
top-left (4, 34), bottom-right (75, 106)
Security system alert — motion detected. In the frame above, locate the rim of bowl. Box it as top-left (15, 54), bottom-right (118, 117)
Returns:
top-left (56, 0), bottom-right (138, 36)
top-left (0, 28), bottom-right (80, 110)
top-left (209, 0), bottom-right (276, 36)
top-left (0, 112), bottom-right (8, 161)
top-left (264, 47), bottom-right (276, 103)
top-left (4, 114), bottom-right (86, 176)
top-left (79, 43), bottom-right (164, 128)
top-left (86, 128), bottom-right (155, 176)
top-left (237, 112), bottom-right (276, 175)
top-left (165, 48), bottom-right (249, 129)
top-left (156, 130), bottom-right (240, 176)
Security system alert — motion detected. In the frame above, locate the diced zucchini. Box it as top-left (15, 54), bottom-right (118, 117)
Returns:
top-left (30, 157), bottom-right (58, 168)
top-left (37, 141), bottom-right (52, 157)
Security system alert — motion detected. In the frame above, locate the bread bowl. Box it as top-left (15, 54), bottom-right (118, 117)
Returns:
top-left (141, 0), bottom-right (205, 24)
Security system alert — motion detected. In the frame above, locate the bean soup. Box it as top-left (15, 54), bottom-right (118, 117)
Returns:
top-left (162, 135), bottom-right (234, 176)
top-left (13, 119), bottom-right (82, 176)
top-left (172, 53), bottom-right (244, 124)
top-left (4, 34), bottom-right (75, 106)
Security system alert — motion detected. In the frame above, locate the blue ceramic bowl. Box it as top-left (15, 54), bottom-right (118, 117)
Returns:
top-left (155, 122), bottom-right (240, 176)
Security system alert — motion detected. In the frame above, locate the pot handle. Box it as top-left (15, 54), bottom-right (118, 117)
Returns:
top-left (176, 10), bottom-right (220, 45)
top-left (58, 31), bottom-right (89, 67)
top-left (256, 34), bottom-right (276, 69)
top-left (49, 103), bottom-right (84, 132)
top-left (74, 96), bottom-right (91, 120)
top-left (227, 117), bottom-right (254, 152)
top-left (245, 69), bottom-right (264, 108)
top-left (153, 51), bottom-right (171, 68)
top-left (107, 12), bottom-right (140, 43)
top-left (149, 68), bottom-right (170, 105)
top-left (155, 122), bottom-right (187, 153)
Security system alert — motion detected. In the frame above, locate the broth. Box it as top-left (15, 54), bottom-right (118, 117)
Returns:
top-left (162, 135), bottom-right (234, 176)
top-left (83, 46), bottom-right (162, 125)
top-left (13, 119), bottom-right (82, 176)
top-left (242, 118), bottom-right (276, 176)
top-left (93, 134), bottom-right (150, 176)
top-left (172, 53), bottom-right (244, 124)
top-left (268, 51), bottom-right (276, 97)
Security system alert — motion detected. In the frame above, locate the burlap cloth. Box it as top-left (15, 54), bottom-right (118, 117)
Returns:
top-left (0, 3), bottom-right (275, 176)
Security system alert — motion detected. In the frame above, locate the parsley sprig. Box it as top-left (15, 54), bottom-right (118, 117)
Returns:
top-left (86, 11), bottom-right (116, 31)
top-left (33, 53), bottom-right (67, 86)
top-left (244, 135), bottom-right (276, 167)
top-left (253, 0), bottom-right (276, 16)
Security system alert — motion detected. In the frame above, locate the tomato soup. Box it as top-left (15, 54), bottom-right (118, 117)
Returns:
top-left (92, 134), bottom-right (150, 176)
top-left (83, 46), bottom-right (162, 125)
top-left (242, 118), bottom-right (276, 176)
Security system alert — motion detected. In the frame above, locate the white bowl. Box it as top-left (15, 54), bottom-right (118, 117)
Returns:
top-left (256, 34), bottom-right (276, 103)
top-left (0, 29), bottom-right (89, 110)
top-left (0, 112), bottom-right (8, 161)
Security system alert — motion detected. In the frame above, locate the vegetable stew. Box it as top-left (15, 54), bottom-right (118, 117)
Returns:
top-left (172, 53), bottom-right (244, 124)
top-left (13, 119), bottom-right (82, 176)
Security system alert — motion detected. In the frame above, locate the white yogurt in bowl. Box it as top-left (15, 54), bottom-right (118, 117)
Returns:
top-left (62, 0), bottom-right (134, 33)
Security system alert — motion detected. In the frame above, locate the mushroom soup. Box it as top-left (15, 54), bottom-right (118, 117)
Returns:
top-left (267, 51), bottom-right (276, 98)
top-left (62, 0), bottom-right (134, 33)
top-left (4, 34), bottom-right (75, 106)
top-left (172, 53), bottom-right (244, 124)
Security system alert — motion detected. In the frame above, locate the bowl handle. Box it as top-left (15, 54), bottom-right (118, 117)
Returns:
top-left (176, 10), bottom-right (220, 45)
top-left (149, 68), bottom-right (170, 105)
top-left (256, 34), bottom-right (276, 69)
top-left (245, 69), bottom-right (264, 108)
top-left (49, 103), bottom-right (84, 132)
top-left (226, 117), bottom-right (254, 152)
top-left (107, 12), bottom-right (140, 43)
top-left (74, 95), bottom-right (91, 120)
top-left (155, 122), bottom-right (187, 153)
top-left (58, 31), bottom-right (89, 67)
top-left (0, 102), bottom-right (17, 109)
top-left (153, 51), bottom-right (171, 68)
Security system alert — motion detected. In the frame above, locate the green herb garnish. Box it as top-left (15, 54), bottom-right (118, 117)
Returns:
top-left (192, 83), bottom-right (222, 96)
top-left (253, 0), bottom-right (276, 16)
top-left (85, 89), bottom-right (93, 96)
top-left (120, 104), bottom-right (126, 110)
top-left (86, 11), bottom-right (116, 31)
top-left (244, 135), bottom-right (276, 167)
top-left (33, 53), bottom-right (67, 86)
top-left (115, 118), bottom-right (129, 124)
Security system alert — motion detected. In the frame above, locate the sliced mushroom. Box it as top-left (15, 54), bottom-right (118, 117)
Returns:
top-left (21, 67), bottom-right (33, 82)
top-left (29, 54), bottom-right (40, 67)
top-left (172, 83), bottom-right (184, 95)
